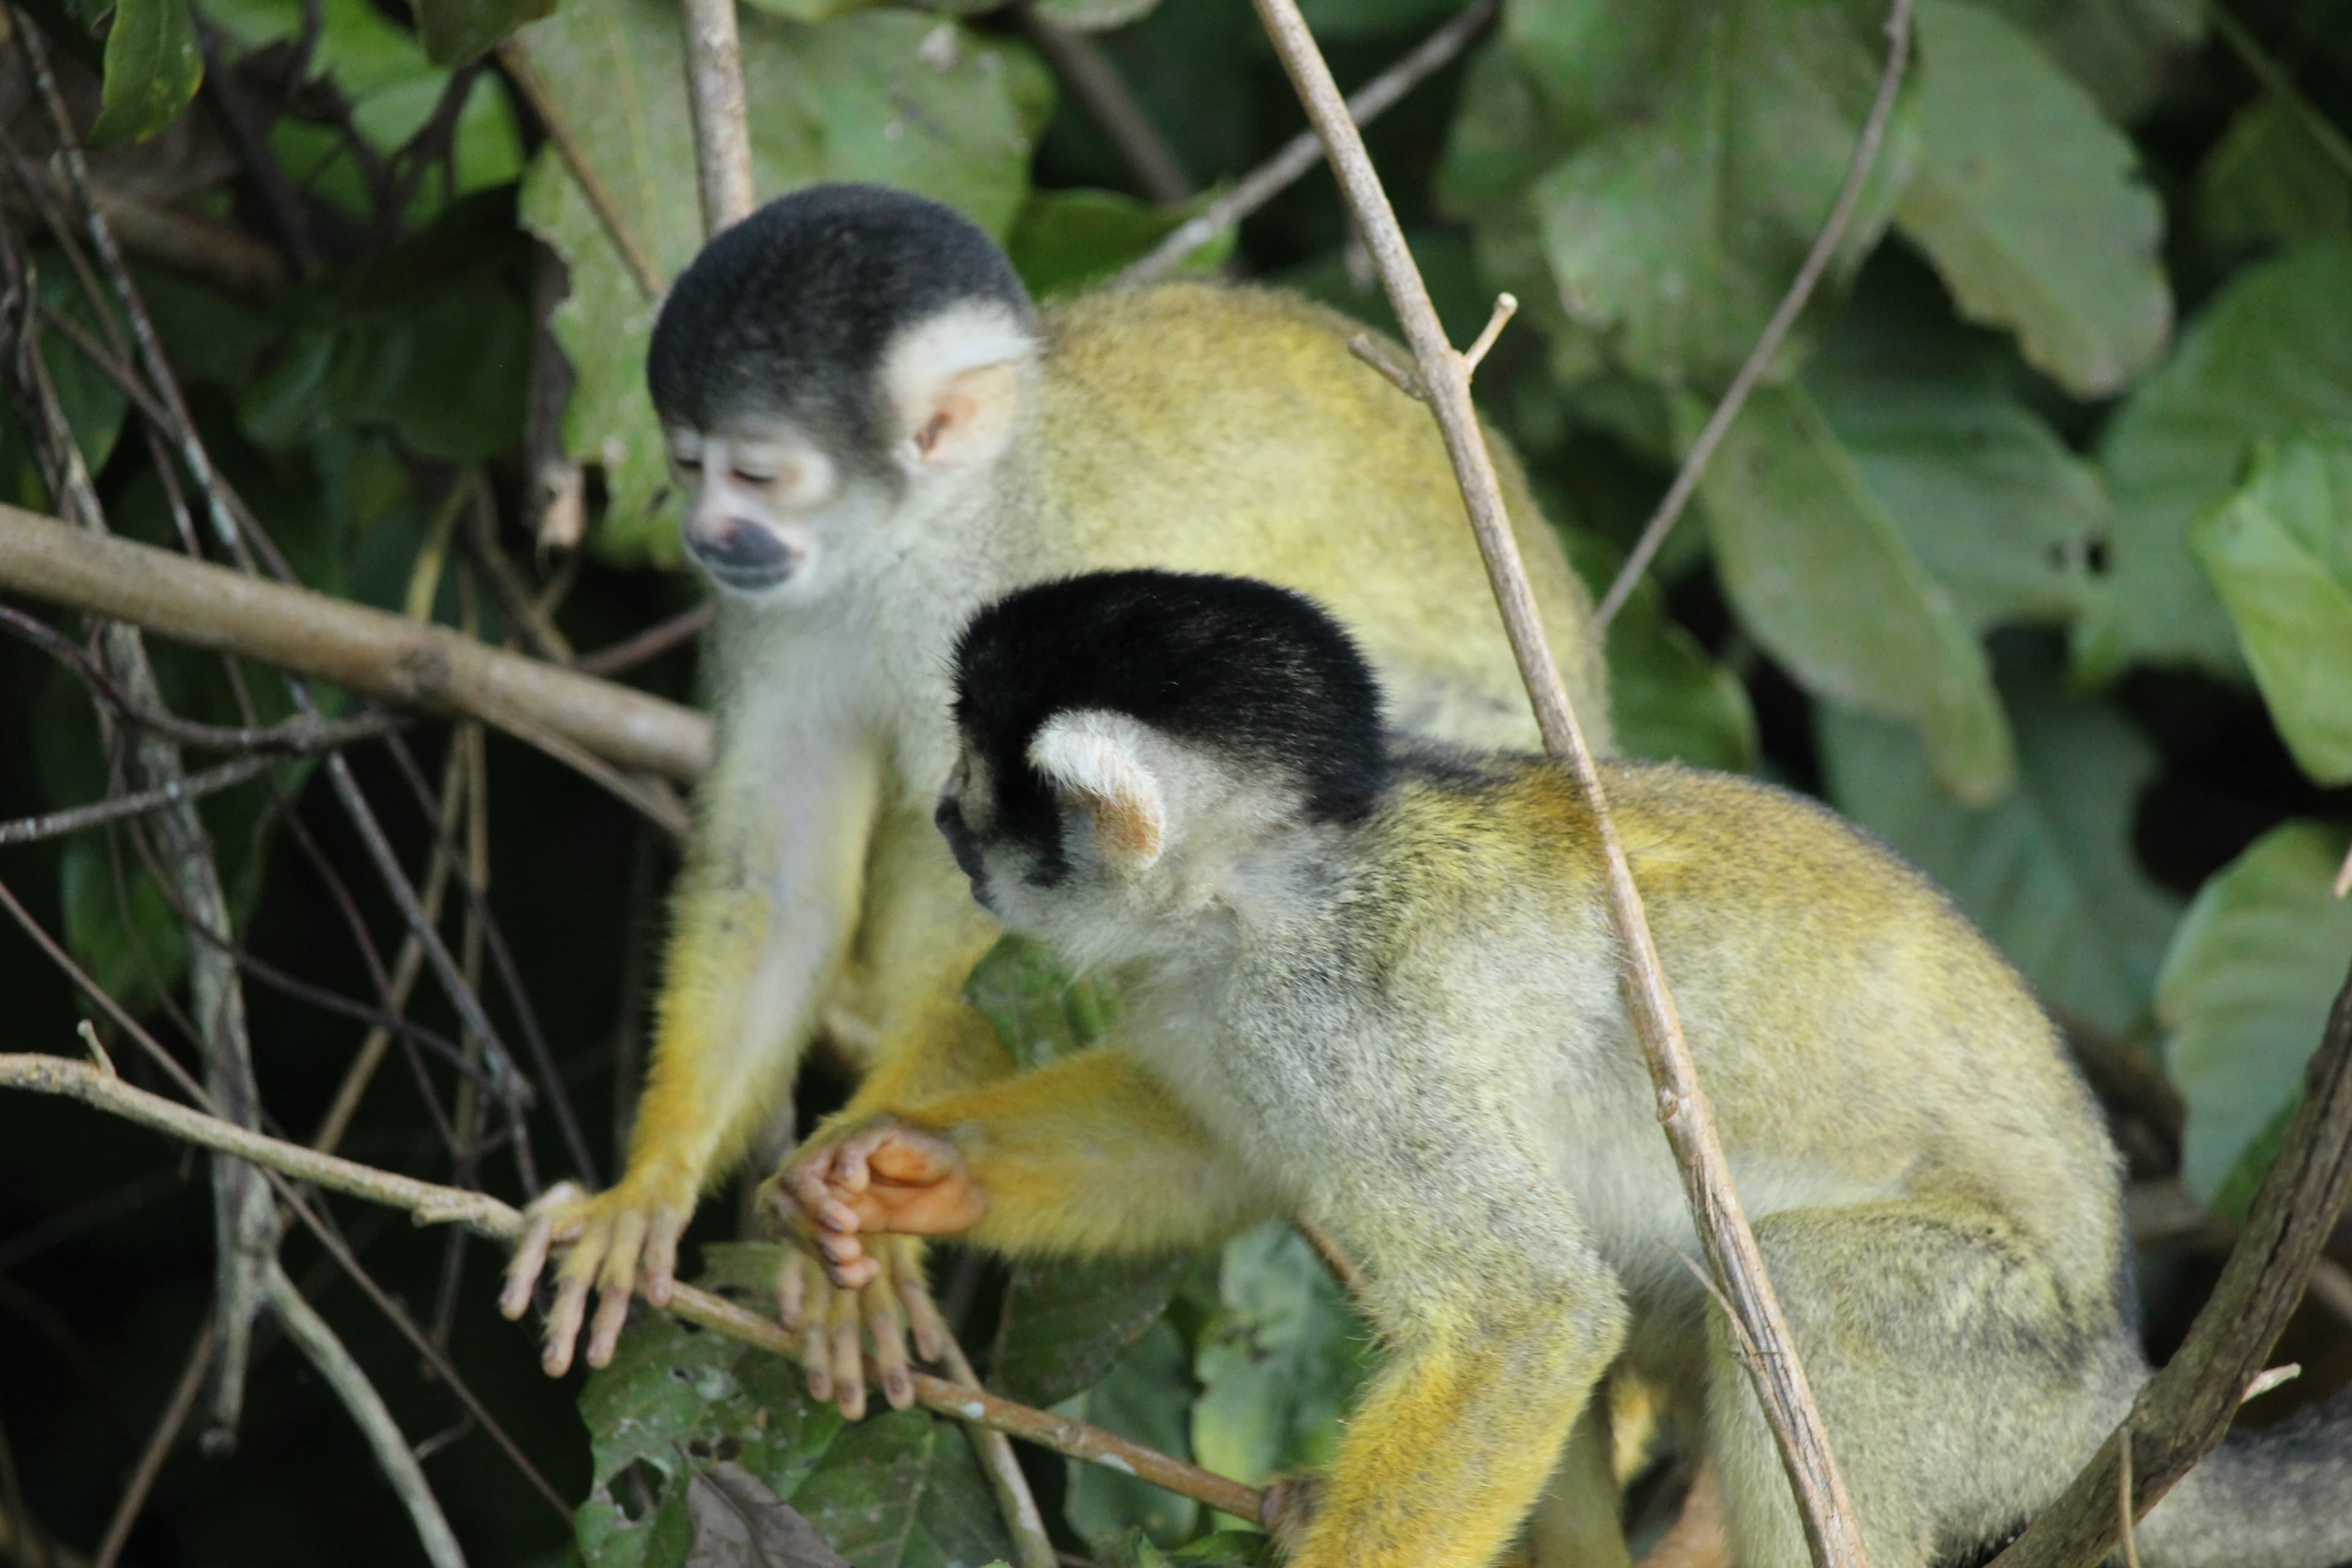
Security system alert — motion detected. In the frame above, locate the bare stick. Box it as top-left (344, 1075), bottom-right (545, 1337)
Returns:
top-left (263, 1264), bottom-right (467, 1568)
top-left (0, 505), bottom-right (714, 782)
top-left (1592, 0), bottom-right (1914, 630)
top-left (2, 172), bottom-right (288, 300)
top-left (1986, 955), bottom-right (2352, 1568)
top-left (1120, 0), bottom-right (1498, 285)
top-left (1245, 3), bottom-right (1871, 1563)
top-left (1461, 292), bottom-right (1518, 377)
top-left (1018, 7), bottom-right (1191, 205)
top-left (0, 1051), bottom-right (1268, 1523)
top-left (573, 600), bottom-right (714, 677)
top-left (936, 1336), bottom-right (1057, 1568)
top-left (2117, 1431), bottom-right (2141, 1568)
top-left (1, 755), bottom-right (281, 848)
top-left (679, 0), bottom-right (756, 234)
top-left (497, 40), bottom-right (667, 299)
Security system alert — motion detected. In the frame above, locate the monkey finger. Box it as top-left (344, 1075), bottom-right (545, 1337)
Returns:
top-left (830, 1288), bottom-right (868, 1420)
top-left (864, 1281), bottom-right (913, 1409)
top-left (542, 1227), bottom-right (612, 1378)
top-left (800, 1295), bottom-right (834, 1403)
top-left (641, 1207), bottom-right (687, 1308)
top-left (777, 1248), bottom-right (811, 1331)
top-left (500, 1211), bottom-right (559, 1320)
top-left (894, 1250), bottom-right (949, 1363)
top-left (584, 1212), bottom-right (649, 1368)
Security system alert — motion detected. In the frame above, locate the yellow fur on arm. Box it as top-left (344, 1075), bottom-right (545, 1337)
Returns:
top-left (905, 1048), bottom-right (1272, 1257)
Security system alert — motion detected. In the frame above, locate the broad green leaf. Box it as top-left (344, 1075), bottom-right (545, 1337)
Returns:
top-left (89, 0), bottom-right (202, 145)
top-left (415, 0), bottom-right (553, 64)
top-left (963, 933), bottom-right (1115, 1072)
top-left (791, 1409), bottom-right (1012, 1568)
top-left (1894, 0), bottom-right (2169, 398)
top-left (1694, 383), bottom-right (2013, 804)
top-left (1970, 0), bottom-right (2201, 124)
top-left (517, 0), bottom-right (1045, 564)
top-left (1007, 188), bottom-right (1231, 300)
top-left (2082, 237), bottom-right (2352, 682)
top-left (2191, 434), bottom-right (2352, 785)
top-left (1820, 637), bottom-right (2180, 1035)
top-left (2158, 821), bottom-right (2352, 1205)
top-left (1192, 1223), bottom-right (1371, 1502)
top-left (1807, 349), bottom-right (2109, 633)
top-left (1033, 0), bottom-right (1160, 29)
top-left (2195, 97), bottom-right (2352, 255)
top-left (1061, 1321), bottom-right (1200, 1551)
top-left (1517, 0), bottom-right (1909, 387)
top-left (1559, 532), bottom-right (1755, 772)
top-left (685, 1464), bottom-right (849, 1568)
top-left (0, 258), bottom-right (129, 510)
top-left (992, 1253), bottom-right (1193, 1408)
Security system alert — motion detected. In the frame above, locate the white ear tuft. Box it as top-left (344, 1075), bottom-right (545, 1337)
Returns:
top-left (883, 304), bottom-right (1035, 471)
top-left (1029, 711), bottom-right (1165, 869)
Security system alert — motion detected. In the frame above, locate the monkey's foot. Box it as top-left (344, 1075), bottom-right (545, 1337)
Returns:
top-left (763, 1234), bottom-right (948, 1419)
top-left (772, 1116), bottom-right (990, 1281)
top-left (498, 1174), bottom-right (695, 1377)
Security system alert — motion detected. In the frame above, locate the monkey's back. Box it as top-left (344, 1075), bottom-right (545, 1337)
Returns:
top-left (1359, 757), bottom-right (2125, 1305)
top-left (1030, 283), bottom-right (1612, 755)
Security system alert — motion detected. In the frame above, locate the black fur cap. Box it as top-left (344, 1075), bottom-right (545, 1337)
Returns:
top-left (646, 183), bottom-right (1035, 461)
top-left (951, 571), bottom-right (1393, 859)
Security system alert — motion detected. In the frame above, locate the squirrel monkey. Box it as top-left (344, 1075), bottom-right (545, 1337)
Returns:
top-left (783, 570), bottom-right (2352, 1568)
top-left (497, 183), bottom-right (1613, 1403)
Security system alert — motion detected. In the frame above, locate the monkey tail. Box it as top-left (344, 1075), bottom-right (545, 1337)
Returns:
top-left (2135, 1385), bottom-right (2352, 1568)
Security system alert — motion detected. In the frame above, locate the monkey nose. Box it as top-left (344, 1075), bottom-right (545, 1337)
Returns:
top-left (685, 520), bottom-right (798, 590)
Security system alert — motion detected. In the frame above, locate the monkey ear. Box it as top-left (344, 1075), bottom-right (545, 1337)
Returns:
top-left (885, 308), bottom-right (1033, 473)
top-left (1029, 712), bottom-right (1165, 870)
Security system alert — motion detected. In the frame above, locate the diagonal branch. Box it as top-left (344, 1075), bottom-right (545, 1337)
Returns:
top-left (0, 1050), bottom-right (1272, 1526)
top-left (1243, 2), bottom-right (1872, 1564)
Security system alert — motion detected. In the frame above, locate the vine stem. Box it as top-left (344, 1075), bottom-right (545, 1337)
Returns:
top-left (0, 1052), bottom-right (1269, 1526)
top-left (1243, 2), bottom-right (1872, 1564)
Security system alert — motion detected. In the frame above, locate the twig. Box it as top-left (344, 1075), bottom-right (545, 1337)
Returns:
top-left (1592, 0), bottom-right (1915, 630)
top-left (677, 0), bottom-right (756, 235)
top-left (0, 505), bottom-right (714, 782)
top-left (1986, 954), bottom-right (2352, 1568)
top-left (2203, 0), bottom-right (2352, 183)
top-left (1245, 4), bottom-right (1871, 1565)
top-left (1295, 1216), bottom-right (1362, 1296)
top-left (2, 170), bottom-right (289, 300)
top-left (0, 1052), bottom-right (1269, 1523)
top-left (92, 1322), bottom-right (213, 1568)
top-left (1121, 0), bottom-right (1498, 285)
top-left (1017, 6), bottom-right (1191, 205)
top-left (263, 1264), bottom-right (467, 1568)
top-left (0, 754), bottom-right (282, 847)
top-left (1347, 331), bottom-right (1422, 398)
top-left (1460, 292), bottom-right (1517, 377)
top-left (572, 600), bottom-right (714, 677)
top-left (2117, 1430), bottom-right (2141, 1568)
top-left (496, 40), bottom-right (666, 300)
top-left (936, 1336), bottom-right (1057, 1568)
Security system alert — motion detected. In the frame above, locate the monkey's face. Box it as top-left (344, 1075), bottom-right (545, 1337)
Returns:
top-left (665, 417), bottom-right (879, 601)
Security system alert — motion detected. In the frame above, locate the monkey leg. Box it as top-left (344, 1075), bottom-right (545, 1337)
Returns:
top-left (1701, 1199), bottom-right (2129, 1568)
top-left (1519, 1396), bottom-right (1634, 1568)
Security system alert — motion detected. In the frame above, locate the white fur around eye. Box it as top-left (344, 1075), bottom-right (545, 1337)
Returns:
top-left (1028, 710), bottom-right (1165, 868)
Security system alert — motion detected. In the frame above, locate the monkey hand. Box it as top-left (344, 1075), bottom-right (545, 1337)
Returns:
top-left (764, 1235), bottom-right (949, 1419)
top-left (497, 1172), bottom-right (696, 1377)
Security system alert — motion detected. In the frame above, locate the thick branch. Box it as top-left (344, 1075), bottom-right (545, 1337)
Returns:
top-left (0, 505), bottom-right (714, 782)
top-left (1245, 3), bottom-right (1870, 1564)
top-left (0, 1053), bottom-right (1268, 1526)
top-left (1987, 956), bottom-right (2352, 1568)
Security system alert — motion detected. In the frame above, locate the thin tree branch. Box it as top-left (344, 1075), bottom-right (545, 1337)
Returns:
top-left (937, 1336), bottom-right (1057, 1568)
top-left (677, 0), bottom-right (755, 235)
top-left (1245, 3), bottom-right (1871, 1564)
top-left (0, 754), bottom-right (283, 847)
top-left (1986, 954), bottom-right (2352, 1568)
top-left (0, 1052), bottom-right (1271, 1525)
top-left (262, 1264), bottom-right (467, 1568)
top-left (1017, 6), bottom-right (1191, 206)
top-left (92, 1322), bottom-right (216, 1568)
top-left (572, 600), bottom-right (713, 677)
top-left (496, 40), bottom-right (666, 300)
top-left (2, 169), bottom-right (289, 300)
top-left (1593, 0), bottom-right (1913, 630)
top-left (0, 505), bottom-right (714, 782)
top-left (1120, 0), bottom-right (1498, 285)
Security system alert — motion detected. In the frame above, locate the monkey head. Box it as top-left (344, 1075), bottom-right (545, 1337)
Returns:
top-left (646, 183), bottom-right (1037, 600)
top-left (936, 570), bottom-right (1392, 967)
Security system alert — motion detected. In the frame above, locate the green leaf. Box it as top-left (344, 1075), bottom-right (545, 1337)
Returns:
top-left (1006, 188), bottom-right (1230, 300)
top-left (991, 1252), bottom-right (1193, 1408)
top-left (1298, 0), bottom-right (1471, 39)
top-left (1893, 0), bottom-right (2169, 398)
top-left (1061, 1321), bottom-right (1200, 1551)
top-left (1559, 530), bottom-right (1755, 772)
top-left (516, 0), bottom-right (1045, 564)
top-left (415, 0), bottom-right (553, 64)
top-left (1969, 0), bottom-right (2201, 124)
top-left (790, 1409), bottom-right (1013, 1568)
top-left (2195, 97), bottom-right (2352, 255)
top-left (89, 0), bottom-right (203, 145)
top-left (2158, 821), bottom-right (2352, 1205)
top-left (1031, 0), bottom-right (1161, 29)
top-left (963, 934), bottom-right (1116, 1072)
top-left (2190, 434), bottom-right (2352, 785)
top-left (1806, 328), bottom-right (2110, 634)
top-left (1694, 383), bottom-right (2013, 804)
top-left (1820, 637), bottom-right (2180, 1035)
top-left (738, 0), bottom-right (878, 20)
top-left (1191, 1223), bottom-right (1371, 1502)
top-left (1518, 0), bottom-right (1909, 386)
top-left (2082, 237), bottom-right (2352, 682)
top-left (2210, 1097), bottom-right (2297, 1226)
